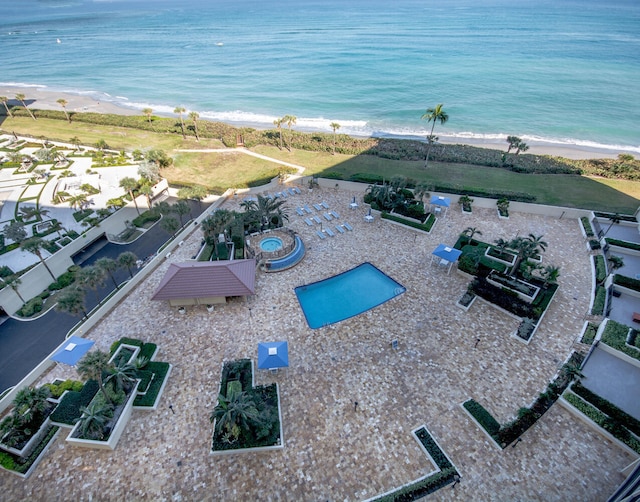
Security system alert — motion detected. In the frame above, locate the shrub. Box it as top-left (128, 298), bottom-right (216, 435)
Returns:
top-left (591, 286), bottom-right (606, 315)
top-left (370, 468), bottom-right (457, 502)
top-left (581, 217), bottom-right (595, 237)
top-left (50, 380), bottom-right (99, 425)
top-left (17, 296), bottom-right (43, 317)
top-left (109, 337), bottom-right (144, 355)
top-left (581, 323), bottom-right (598, 345)
top-left (589, 239), bottom-right (601, 250)
top-left (594, 255), bottom-right (607, 284)
top-left (613, 274), bottom-right (640, 293)
top-left (48, 268), bottom-right (77, 291)
top-left (606, 238), bottom-right (640, 252)
top-left (134, 362), bottom-right (170, 407)
top-left (414, 427), bottom-right (452, 469)
top-left (381, 212), bottom-right (435, 232)
top-left (463, 399), bottom-right (500, 437)
top-left (43, 379), bottom-right (83, 399)
top-left (601, 320), bottom-right (639, 361)
top-left (132, 209), bottom-right (161, 228)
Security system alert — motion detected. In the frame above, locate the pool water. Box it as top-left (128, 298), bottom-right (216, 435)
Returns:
top-left (295, 262), bottom-right (406, 329)
top-left (260, 237), bottom-right (283, 252)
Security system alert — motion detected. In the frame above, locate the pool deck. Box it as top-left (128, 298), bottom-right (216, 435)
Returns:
top-left (1, 185), bottom-right (635, 500)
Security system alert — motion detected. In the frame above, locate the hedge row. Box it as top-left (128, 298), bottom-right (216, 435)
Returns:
top-left (606, 238), bottom-right (640, 252)
top-left (50, 380), bottom-right (99, 425)
top-left (563, 392), bottom-right (640, 453)
top-left (109, 337), bottom-right (157, 362)
top-left (581, 217), bottom-right (594, 237)
top-left (381, 212), bottom-right (435, 232)
top-left (133, 362), bottom-right (170, 407)
top-left (591, 286), bottom-right (606, 316)
top-left (594, 255), bottom-right (607, 284)
top-left (572, 382), bottom-right (640, 436)
top-left (371, 468), bottom-right (457, 502)
top-left (613, 274), bottom-right (640, 293)
top-left (463, 399), bottom-right (501, 436)
top-left (581, 323), bottom-right (598, 345)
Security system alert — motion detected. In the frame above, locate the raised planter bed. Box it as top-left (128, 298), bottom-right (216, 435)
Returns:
top-left (487, 271), bottom-right (540, 303)
top-left (484, 247), bottom-right (516, 266)
top-left (456, 291), bottom-right (477, 311)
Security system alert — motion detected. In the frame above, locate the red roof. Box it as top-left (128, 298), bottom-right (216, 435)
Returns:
top-left (151, 259), bottom-right (256, 301)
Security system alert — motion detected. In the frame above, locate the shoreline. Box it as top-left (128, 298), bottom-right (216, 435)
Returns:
top-left (0, 84), bottom-right (632, 161)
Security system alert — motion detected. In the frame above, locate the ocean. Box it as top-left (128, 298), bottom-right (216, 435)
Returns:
top-left (1, 0), bottom-right (639, 153)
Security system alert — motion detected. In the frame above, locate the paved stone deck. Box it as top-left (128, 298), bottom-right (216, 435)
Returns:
top-left (1, 186), bottom-right (635, 501)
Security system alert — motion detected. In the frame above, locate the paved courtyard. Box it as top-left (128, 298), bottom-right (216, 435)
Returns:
top-left (0, 185), bottom-right (635, 501)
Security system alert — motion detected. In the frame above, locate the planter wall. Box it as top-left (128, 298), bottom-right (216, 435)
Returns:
top-left (66, 379), bottom-right (140, 450)
top-left (0, 416), bottom-right (52, 458)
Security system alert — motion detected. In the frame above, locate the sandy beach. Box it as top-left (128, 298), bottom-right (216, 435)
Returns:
top-left (0, 84), bottom-right (626, 160)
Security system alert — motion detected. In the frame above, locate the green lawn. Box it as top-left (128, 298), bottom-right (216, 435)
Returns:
top-left (3, 116), bottom-right (638, 213)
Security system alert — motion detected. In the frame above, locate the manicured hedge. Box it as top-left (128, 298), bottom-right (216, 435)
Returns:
top-left (43, 379), bottom-right (83, 399)
top-left (133, 362), bottom-right (170, 407)
top-left (132, 209), bottom-right (161, 228)
top-left (370, 468), bottom-right (457, 502)
top-left (601, 320), bottom-right (639, 361)
top-left (613, 274), bottom-right (640, 293)
top-left (572, 383), bottom-right (640, 436)
top-left (591, 286), bottom-right (606, 316)
top-left (414, 427), bottom-right (452, 470)
top-left (50, 380), bottom-right (99, 425)
top-left (581, 323), bottom-right (598, 345)
top-left (564, 392), bottom-right (640, 454)
top-left (594, 255), bottom-right (607, 284)
top-left (463, 399), bottom-right (500, 436)
top-left (606, 238), bottom-right (640, 252)
top-left (381, 212), bottom-right (435, 232)
top-left (581, 217), bottom-right (594, 237)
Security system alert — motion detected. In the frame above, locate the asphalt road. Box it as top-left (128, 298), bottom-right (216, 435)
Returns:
top-left (0, 199), bottom-right (206, 392)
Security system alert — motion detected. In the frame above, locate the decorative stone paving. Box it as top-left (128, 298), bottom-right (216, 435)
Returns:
top-left (1, 185), bottom-right (635, 500)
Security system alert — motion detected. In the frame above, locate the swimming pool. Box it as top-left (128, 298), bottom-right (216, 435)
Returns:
top-left (295, 262), bottom-right (406, 329)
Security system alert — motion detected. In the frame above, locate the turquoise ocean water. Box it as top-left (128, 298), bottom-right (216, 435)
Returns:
top-left (1, 0), bottom-right (639, 152)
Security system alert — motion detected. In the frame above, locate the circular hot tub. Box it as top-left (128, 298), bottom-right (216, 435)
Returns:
top-left (260, 237), bottom-right (283, 252)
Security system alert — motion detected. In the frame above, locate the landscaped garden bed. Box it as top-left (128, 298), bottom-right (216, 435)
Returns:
top-left (600, 320), bottom-right (640, 361)
top-left (210, 359), bottom-right (282, 454)
top-left (369, 426), bottom-right (459, 501)
top-left (462, 352), bottom-right (584, 448)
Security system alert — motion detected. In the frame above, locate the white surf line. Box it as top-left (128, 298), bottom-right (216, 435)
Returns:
top-left (175, 148), bottom-right (306, 175)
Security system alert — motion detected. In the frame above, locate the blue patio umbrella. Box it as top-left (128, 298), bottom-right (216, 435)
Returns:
top-left (257, 341), bottom-right (289, 370)
top-left (430, 244), bottom-right (463, 274)
top-left (50, 336), bottom-right (95, 366)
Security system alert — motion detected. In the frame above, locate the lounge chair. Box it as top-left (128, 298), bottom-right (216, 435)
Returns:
top-left (313, 203), bottom-right (322, 211)
top-left (305, 218), bottom-right (313, 226)
top-left (296, 207), bottom-right (305, 216)
top-left (336, 225), bottom-right (345, 234)
top-left (321, 201), bottom-right (329, 209)
top-left (304, 205), bottom-right (312, 214)
top-left (313, 215), bottom-right (322, 224)
top-left (317, 230), bottom-right (327, 240)
top-left (325, 228), bottom-right (335, 237)
top-left (288, 188), bottom-right (296, 196)
top-left (324, 213), bottom-right (333, 221)
top-left (343, 222), bottom-right (353, 231)
top-left (294, 187), bottom-right (301, 194)
top-left (331, 210), bottom-right (340, 219)
top-left (281, 191), bottom-right (288, 198)
top-left (275, 192), bottom-right (283, 198)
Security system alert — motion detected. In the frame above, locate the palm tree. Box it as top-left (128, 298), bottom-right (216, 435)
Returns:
top-left (55, 286), bottom-right (88, 319)
top-left (173, 199), bottom-right (191, 225)
top-left (330, 122), bottom-right (340, 155)
top-left (19, 206), bottom-right (49, 222)
top-left (202, 209), bottom-right (235, 254)
top-left (21, 237), bottom-right (56, 280)
top-left (174, 106), bottom-right (186, 139)
top-left (119, 177), bottom-right (140, 215)
top-left (604, 213), bottom-right (622, 236)
top-left (420, 104), bottom-right (448, 168)
top-left (69, 136), bottom-right (81, 151)
top-left (608, 255), bottom-right (624, 271)
top-left (139, 182), bottom-right (154, 208)
top-left (68, 193), bottom-right (88, 211)
top-left (506, 135), bottom-right (522, 154)
top-left (508, 236), bottom-right (537, 277)
top-left (57, 98), bottom-right (71, 122)
top-left (413, 182), bottom-right (430, 206)
top-left (13, 386), bottom-right (51, 424)
top-left (96, 257), bottom-right (120, 289)
top-left (527, 234), bottom-right (548, 255)
top-left (15, 93), bottom-right (36, 120)
top-left (160, 215), bottom-right (180, 238)
top-left (76, 265), bottom-right (106, 302)
top-left (541, 265), bottom-right (560, 287)
top-left (75, 402), bottom-right (113, 440)
top-left (462, 227), bottom-right (482, 244)
top-left (3, 220), bottom-right (27, 243)
top-left (105, 362), bottom-right (138, 394)
top-left (273, 117), bottom-right (284, 150)
top-left (76, 350), bottom-right (114, 405)
top-left (0, 96), bottom-right (13, 118)
top-left (117, 251), bottom-right (138, 278)
top-left (142, 107), bottom-right (153, 124)
top-left (283, 115), bottom-right (297, 151)
top-left (4, 275), bottom-right (25, 303)
top-left (189, 111), bottom-right (200, 141)
top-left (209, 391), bottom-right (264, 442)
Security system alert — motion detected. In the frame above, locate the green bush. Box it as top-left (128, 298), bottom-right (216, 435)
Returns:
top-left (72, 209), bottom-right (93, 222)
top-left (0, 265), bottom-right (13, 278)
top-left (134, 362), bottom-right (170, 407)
top-left (414, 427), bottom-right (452, 470)
top-left (17, 296), bottom-right (43, 317)
top-left (109, 337), bottom-right (144, 355)
top-left (463, 399), bottom-right (500, 436)
top-left (381, 212), bottom-right (435, 232)
top-left (606, 238), bottom-right (640, 252)
top-left (601, 320), bottom-right (639, 361)
top-left (581, 323), bottom-right (598, 345)
top-left (48, 268), bottom-right (77, 291)
top-left (581, 217), bottom-right (595, 237)
top-left (613, 274), bottom-right (640, 293)
top-left (589, 239), bottom-right (601, 250)
top-left (594, 255), bottom-right (607, 284)
top-left (43, 379), bottom-right (83, 398)
top-left (132, 209), bottom-right (161, 228)
top-left (50, 380), bottom-right (99, 425)
top-left (591, 286), bottom-right (606, 315)
top-left (371, 468), bottom-right (457, 502)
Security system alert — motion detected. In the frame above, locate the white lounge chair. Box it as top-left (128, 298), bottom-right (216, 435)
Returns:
top-left (316, 230), bottom-right (326, 240)
top-left (304, 205), bottom-right (312, 214)
top-left (321, 201), bottom-right (329, 209)
top-left (313, 203), bottom-right (322, 211)
top-left (336, 225), bottom-right (345, 234)
top-left (296, 208), bottom-right (305, 216)
top-left (331, 210), bottom-right (340, 219)
top-left (343, 222), bottom-right (353, 231)
top-left (324, 213), bottom-right (333, 221)
top-left (304, 218), bottom-right (313, 226)
top-left (325, 228), bottom-right (335, 237)
top-left (313, 215), bottom-right (322, 224)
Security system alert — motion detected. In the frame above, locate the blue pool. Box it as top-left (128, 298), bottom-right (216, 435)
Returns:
top-left (295, 262), bottom-right (406, 329)
top-left (260, 237), bottom-right (283, 252)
